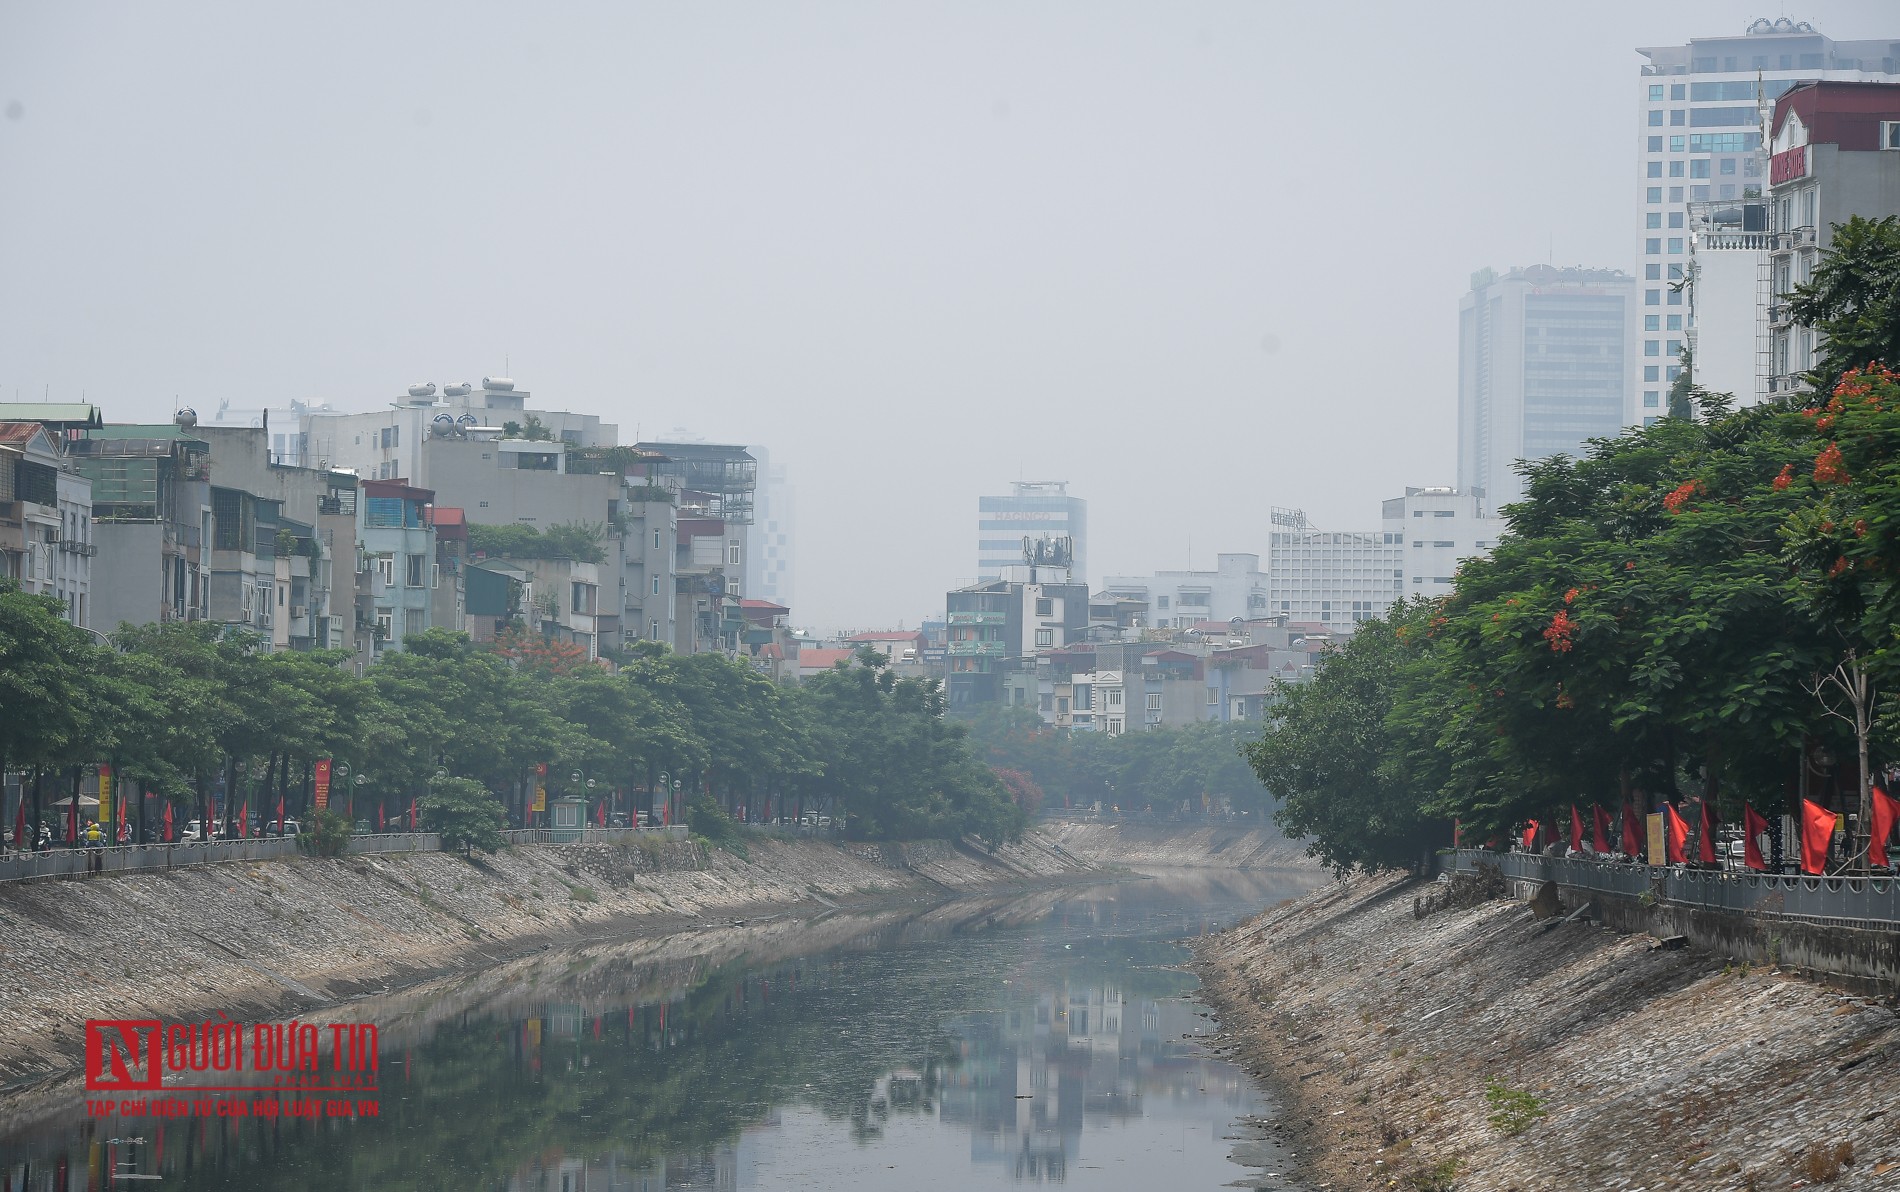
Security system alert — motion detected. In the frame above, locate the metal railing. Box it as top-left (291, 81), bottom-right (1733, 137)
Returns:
top-left (499, 826), bottom-right (687, 846)
top-left (1448, 848), bottom-right (1900, 928)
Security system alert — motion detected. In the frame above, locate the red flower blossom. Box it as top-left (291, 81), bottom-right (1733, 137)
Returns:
top-left (1829, 556), bottom-right (1850, 579)
top-left (1555, 691), bottom-right (1575, 710)
top-left (1813, 442), bottom-right (1851, 486)
top-left (1564, 587), bottom-right (1580, 604)
top-left (1543, 609), bottom-right (1576, 654)
top-left (1773, 463), bottom-right (1794, 491)
top-left (1855, 519), bottom-right (1869, 538)
top-left (1663, 479), bottom-right (1703, 514)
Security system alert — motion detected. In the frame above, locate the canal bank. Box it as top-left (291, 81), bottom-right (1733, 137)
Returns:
top-left (0, 830), bottom-right (1089, 1088)
top-left (3, 870), bottom-right (1324, 1190)
top-left (1192, 871), bottom-right (1900, 1192)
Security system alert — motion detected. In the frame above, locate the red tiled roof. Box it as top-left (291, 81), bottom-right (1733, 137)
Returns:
top-left (740, 599), bottom-right (790, 612)
top-left (428, 506), bottom-right (466, 527)
top-left (797, 648), bottom-right (857, 671)
top-left (0, 422), bottom-right (51, 445)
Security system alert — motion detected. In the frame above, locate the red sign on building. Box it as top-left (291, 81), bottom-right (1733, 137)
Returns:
top-left (313, 758), bottom-right (332, 810)
top-left (1770, 145), bottom-right (1808, 186)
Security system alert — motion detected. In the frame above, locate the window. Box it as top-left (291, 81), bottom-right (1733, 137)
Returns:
top-left (654, 529), bottom-right (662, 549)
top-left (1666, 365), bottom-right (1682, 382)
top-left (1646, 213), bottom-right (1661, 229)
top-left (1667, 238), bottom-right (1682, 255)
top-left (1668, 263), bottom-right (1684, 280)
top-left (1669, 160), bottom-right (1684, 177)
top-left (1690, 132), bottom-right (1757, 155)
top-left (1157, 595), bottom-right (1169, 609)
top-left (1647, 186), bottom-right (1662, 203)
top-left (1646, 135), bottom-right (1664, 152)
top-left (650, 619), bottom-right (660, 640)
top-left (1433, 540), bottom-right (1454, 548)
top-left (1690, 159), bottom-right (1710, 179)
top-left (1644, 315), bottom-right (1660, 331)
top-left (376, 554), bottom-right (395, 586)
top-left (375, 611), bottom-right (393, 640)
top-left (1433, 510), bottom-right (1454, 517)
top-left (1670, 83), bottom-right (1685, 100)
top-left (1645, 416), bottom-right (1660, 427)
top-left (1669, 186), bottom-right (1683, 202)
top-left (1667, 211), bottom-right (1684, 228)
top-left (727, 540), bottom-right (741, 565)
top-left (1883, 121), bottom-right (1900, 150)
top-left (1645, 340), bottom-right (1659, 356)
top-left (1647, 161), bottom-right (1662, 178)
top-left (1720, 157), bottom-right (1737, 175)
top-left (1108, 688), bottom-right (1124, 708)
top-left (1669, 109), bottom-right (1685, 126)
top-left (1668, 339), bottom-right (1683, 357)
top-left (652, 576), bottom-right (661, 595)
top-left (1645, 265), bottom-right (1661, 280)
top-left (572, 583), bottom-right (589, 614)
top-left (1035, 628), bottom-right (1053, 647)
top-left (1145, 693), bottom-right (1163, 712)
top-left (1648, 84), bottom-right (1664, 101)
top-left (1644, 390), bottom-right (1660, 408)
top-left (406, 554), bottom-right (425, 587)
top-left (1034, 597), bottom-right (1053, 616)
top-left (1647, 110), bottom-right (1663, 127)
top-left (1666, 314), bottom-right (1681, 331)
top-left (1645, 238), bottom-right (1661, 255)
top-left (1644, 366), bottom-right (1660, 382)
top-left (1412, 510), bottom-right (1424, 517)
top-left (1669, 136), bottom-right (1684, 152)
top-left (1412, 539), bottom-right (1424, 547)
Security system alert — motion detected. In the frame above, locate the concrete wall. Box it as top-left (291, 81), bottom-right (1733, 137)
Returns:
top-left (89, 522), bottom-right (164, 632)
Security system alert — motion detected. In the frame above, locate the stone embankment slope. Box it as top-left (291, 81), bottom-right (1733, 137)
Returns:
top-left (1194, 872), bottom-right (1900, 1192)
top-left (1045, 819), bottom-right (1309, 868)
top-left (0, 832), bottom-right (1085, 1087)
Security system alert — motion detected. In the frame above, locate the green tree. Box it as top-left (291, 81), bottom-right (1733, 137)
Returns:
top-left (423, 776), bottom-right (508, 855)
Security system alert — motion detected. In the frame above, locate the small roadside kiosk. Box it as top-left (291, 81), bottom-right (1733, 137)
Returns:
top-left (547, 795), bottom-right (587, 843)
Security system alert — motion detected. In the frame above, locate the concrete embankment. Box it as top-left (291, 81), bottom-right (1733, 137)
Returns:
top-left (1043, 819), bottom-right (1310, 868)
top-left (1193, 872), bottom-right (1900, 1192)
top-left (0, 831), bottom-right (1087, 1087)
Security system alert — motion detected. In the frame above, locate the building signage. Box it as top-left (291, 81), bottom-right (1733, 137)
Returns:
top-left (1769, 145), bottom-right (1808, 186)
top-left (97, 765), bottom-right (112, 828)
top-left (313, 759), bottom-right (332, 810)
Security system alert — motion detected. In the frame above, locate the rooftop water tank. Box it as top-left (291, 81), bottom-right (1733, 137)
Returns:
top-left (407, 382), bottom-right (437, 398)
top-left (444, 382), bottom-right (472, 397)
top-left (482, 376), bottom-right (515, 391)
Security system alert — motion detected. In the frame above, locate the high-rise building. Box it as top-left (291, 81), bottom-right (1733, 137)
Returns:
top-left (744, 446), bottom-right (795, 613)
top-left (1637, 20), bottom-right (1899, 416)
top-left (977, 481), bottom-right (1087, 584)
top-left (1458, 265), bottom-right (1636, 507)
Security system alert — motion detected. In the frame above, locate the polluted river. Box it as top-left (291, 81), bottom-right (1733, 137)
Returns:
top-left (1, 868), bottom-right (1323, 1191)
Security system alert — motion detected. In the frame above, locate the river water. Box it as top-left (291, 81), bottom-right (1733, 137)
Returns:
top-left (1, 868), bottom-right (1322, 1191)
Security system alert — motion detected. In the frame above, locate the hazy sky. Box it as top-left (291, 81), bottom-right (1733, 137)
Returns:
top-left (2, 2), bottom-right (1893, 631)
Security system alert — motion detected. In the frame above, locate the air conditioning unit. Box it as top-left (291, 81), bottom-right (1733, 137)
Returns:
top-left (290, 605), bottom-right (307, 619)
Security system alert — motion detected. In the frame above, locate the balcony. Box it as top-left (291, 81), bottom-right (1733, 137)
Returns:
top-left (947, 610), bottom-right (1005, 626)
top-left (1767, 302), bottom-right (1792, 327)
top-left (58, 539), bottom-right (98, 557)
top-left (947, 640), bottom-right (1006, 657)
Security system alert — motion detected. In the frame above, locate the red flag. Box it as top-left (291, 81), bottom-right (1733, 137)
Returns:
top-left (67, 795), bottom-right (77, 843)
top-left (378, 803), bottom-right (386, 833)
top-left (1622, 801), bottom-right (1644, 857)
top-left (1870, 787), bottom-right (1899, 869)
top-left (14, 799), bottom-right (25, 850)
top-left (238, 802), bottom-right (248, 839)
top-left (409, 798), bottom-right (417, 832)
top-left (163, 803), bottom-right (175, 843)
top-left (1799, 799), bottom-right (1835, 875)
top-left (1454, 818), bottom-right (1461, 848)
top-left (1592, 805), bottom-right (1611, 853)
top-left (1742, 803), bottom-right (1770, 871)
top-left (1569, 806), bottom-right (1584, 852)
top-left (1521, 820), bottom-right (1539, 851)
top-left (276, 796), bottom-right (284, 833)
top-left (1664, 804), bottom-right (1688, 864)
top-left (117, 790), bottom-right (127, 832)
top-left (595, 799), bottom-right (606, 828)
top-left (1698, 801), bottom-right (1718, 864)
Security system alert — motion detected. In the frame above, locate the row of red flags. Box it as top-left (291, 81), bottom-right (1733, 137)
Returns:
top-left (1504, 789), bottom-right (1900, 874)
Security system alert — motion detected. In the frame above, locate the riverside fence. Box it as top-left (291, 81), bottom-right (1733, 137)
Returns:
top-left (0, 826), bottom-right (686, 885)
top-left (1447, 848), bottom-right (1900, 930)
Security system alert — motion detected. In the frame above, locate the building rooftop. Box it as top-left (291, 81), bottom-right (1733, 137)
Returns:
top-left (0, 403), bottom-right (103, 430)
top-left (1773, 80), bottom-right (1900, 150)
top-left (797, 647), bottom-right (857, 671)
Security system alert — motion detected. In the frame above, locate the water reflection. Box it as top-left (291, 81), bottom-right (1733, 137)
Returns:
top-left (0, 868), bottom-right (1319, 1191)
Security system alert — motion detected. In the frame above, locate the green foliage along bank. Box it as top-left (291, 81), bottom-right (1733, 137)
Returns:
top-left (0, 604), bottom-right (1024, 847)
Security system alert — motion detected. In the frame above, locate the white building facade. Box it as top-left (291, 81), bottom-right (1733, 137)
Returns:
top-left (1380, 487), bottom-right (1505, 600)
top-left (1099, 553), bottom-right (1271, 629)
top-left (744, 446), bottom-right (795, 613)
top-left (1266, 512), bottom-right (1402, 629)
